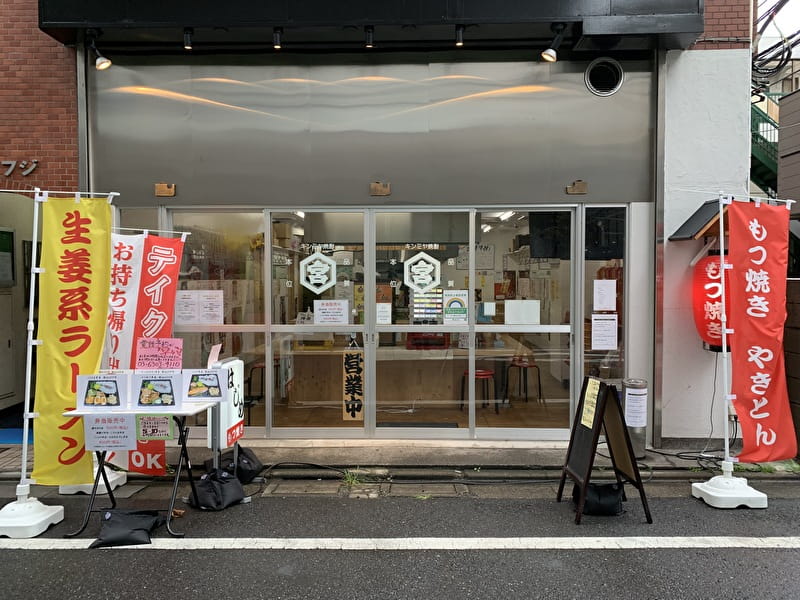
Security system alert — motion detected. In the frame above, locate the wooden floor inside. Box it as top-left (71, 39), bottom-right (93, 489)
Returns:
top-left (246, 369), bottom-right (573, 430)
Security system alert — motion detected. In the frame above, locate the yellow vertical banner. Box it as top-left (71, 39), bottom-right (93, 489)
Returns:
top-left (32, 197), bottom-right (111, 485)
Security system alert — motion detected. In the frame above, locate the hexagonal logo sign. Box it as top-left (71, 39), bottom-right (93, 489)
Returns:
top-left (299, 251), bottom-right (337, 295)
top-left (404, 251), bottom-right (441, 294)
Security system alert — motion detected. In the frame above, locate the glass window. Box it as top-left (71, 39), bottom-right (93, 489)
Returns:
top-left (172, 211), bottom-right (265, 324)
top-left (583, 207), bottom-right (626, 382)
top-left (272, 332), bottom-right (365, 428)
top-left (476, 332), bottom-right (571, 429)
top-left (271, 212), bottom-right (364, 325)
top-left (375, 331), bottom-right (468, 428)
top-left (176, 331), bottom-right (265, 426)
top-left (376, 212), bottom-right (469, 325)
top-left (477, 210), bottom-right (571, 327)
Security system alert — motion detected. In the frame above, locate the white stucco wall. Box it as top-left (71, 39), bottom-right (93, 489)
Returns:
top-left (661, 49), bottom-right (751, 439)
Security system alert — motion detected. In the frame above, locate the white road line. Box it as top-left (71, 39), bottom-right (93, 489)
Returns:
top-left (2, 536), bottom-right (800, 550)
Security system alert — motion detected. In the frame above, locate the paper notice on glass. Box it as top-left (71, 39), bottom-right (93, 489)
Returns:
top-left (198, 290), bottom-right (224, 324)
top-left (376, 303), bottom-right (392, 325)
top-left (314, 299), bottom-right (349, 324)
top-left (175, 290), bottom-right (224, 325)
top-left (175, 291), bottom-right (197, 324)
top-left (593, 279), bottom-right (617, 312)
top-left (443, 290), bottom-right (468, 323)
top-left (591, 313), bottom-right (618, 350)
top-left (504, 299), bottom-right (540, 325)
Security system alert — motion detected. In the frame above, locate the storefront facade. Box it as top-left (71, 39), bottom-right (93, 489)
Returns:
top-left (89, 52), bottom-right (653, 440)
top-left (0, 1), bottom-right (753, 446)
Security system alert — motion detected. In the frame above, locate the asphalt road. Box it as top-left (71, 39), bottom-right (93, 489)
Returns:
top-left (2, 480), bottom-right (800, 600)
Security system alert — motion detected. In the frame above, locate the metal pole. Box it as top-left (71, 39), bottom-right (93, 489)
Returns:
top-left (717, 193), bottom-right (732, 473)
top-left (18, 188), bottom-right (44, 490)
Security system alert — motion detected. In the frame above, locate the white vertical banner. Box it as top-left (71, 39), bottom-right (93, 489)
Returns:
top-left (102, 233), bottom-right (145, 370)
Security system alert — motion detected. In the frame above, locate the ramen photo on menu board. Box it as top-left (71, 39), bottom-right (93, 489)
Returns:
top-left (138, 379), bottom-right (176, 407)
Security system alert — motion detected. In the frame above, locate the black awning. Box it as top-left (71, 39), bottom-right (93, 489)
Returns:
top-left (39, 0), bottom-right (704, 50)
top-left (668, 199), bottom-right (728, 241)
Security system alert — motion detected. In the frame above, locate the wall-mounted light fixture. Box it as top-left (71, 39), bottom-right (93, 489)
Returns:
top-left (365, 25), bottom-right (374, 48)
top-left (455, 24), bottom-right (465, 47)
top-left (541, 23), bottom-right (566, 63)
top-left (183, 27), bottom-right (193, 50)
top-left (87, 29), bottom-right (111, 70)
top-left (481, 224), bottom-right (492, 233)
top-left (273, 27), bottom-right (283, 50)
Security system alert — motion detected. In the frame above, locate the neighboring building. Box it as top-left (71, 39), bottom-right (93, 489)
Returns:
top-left (779, 88), bottom-right (800, 451)
top-left (0, 1), bottom-right (763, 452)
top-left (0, 1), bottom-right (78, 412)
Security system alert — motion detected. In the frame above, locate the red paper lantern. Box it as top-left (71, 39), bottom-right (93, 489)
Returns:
top-left (692, 255), bottom-right (729, 346)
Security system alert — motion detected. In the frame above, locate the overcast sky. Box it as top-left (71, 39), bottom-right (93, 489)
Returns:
top-left (759, 0), bottom-right (799, 38)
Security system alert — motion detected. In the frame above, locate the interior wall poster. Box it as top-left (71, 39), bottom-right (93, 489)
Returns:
top-left (728, 200), bottom-right (796, 462)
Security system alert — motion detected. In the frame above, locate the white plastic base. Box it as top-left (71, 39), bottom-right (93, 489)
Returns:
top-left (691, 475), bottom-right (768, 509)
top-left (0, 496), bottom-right (64, 538)
top-left (58, 468), bottom-right (127, 496)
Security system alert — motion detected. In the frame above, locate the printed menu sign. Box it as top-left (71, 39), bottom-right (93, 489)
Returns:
top-left (77, 373), bottom-right (129, 410)
top-left (136, 415), bottom-right (175, 441)
top-left (182, 369), bottom-right (226, 402)
top-left (132, 371), bottom-right (182, 410)
top-left (84, 414), bottom-right (137, 451)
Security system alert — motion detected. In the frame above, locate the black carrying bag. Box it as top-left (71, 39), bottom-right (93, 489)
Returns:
top-left (190, 468), bottom-right (245, 511)
top-left (89, 509), bottom-right (165, 548)
top-left (204, 445), bottom-right (264, 485)
top-left (572, 482), bottom-right (625, 516)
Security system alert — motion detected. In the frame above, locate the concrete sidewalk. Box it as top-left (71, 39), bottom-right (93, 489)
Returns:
top-left (2, 439), bottom-right (798, 483)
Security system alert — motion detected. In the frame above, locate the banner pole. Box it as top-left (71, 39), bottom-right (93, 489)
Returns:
top-left (0, 188), bottom-right (65, 538)
top-left (717, 193), bottom-right (732, 472)
top-left (691, 194), bottom-right (768, 509)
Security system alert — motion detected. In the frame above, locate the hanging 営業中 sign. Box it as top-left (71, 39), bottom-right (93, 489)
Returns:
top-left (343, 348), bottom-right (364, 421)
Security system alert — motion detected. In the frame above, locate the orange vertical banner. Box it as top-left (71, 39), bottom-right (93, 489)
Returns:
top-left (32, 197), bottom-right (111, 485)
top-left (728, 200), bottom-right (796, 463)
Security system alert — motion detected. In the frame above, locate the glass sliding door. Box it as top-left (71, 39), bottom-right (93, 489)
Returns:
top-left (269, 211), bottom-right (367, 431)
top-left (475, 209), bottom-right (574, 433)
top-left (583, 206), bottom-right (626, 385)
top-left (373, 211), bottom-right (471, 432)
top-left (170, 210), bottom-right (266, 426)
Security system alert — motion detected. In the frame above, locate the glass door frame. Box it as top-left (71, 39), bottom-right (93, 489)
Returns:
top-left (261, 205), bottom-right (584, 440)
top-left (473, 206), bottom-right (578, 440)
top-left (163, 204), bottom-right (643, 441)
top-left (369, 208), bottom-right (473, 439)
top-left (265, 208), bottom-right (370, 438)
